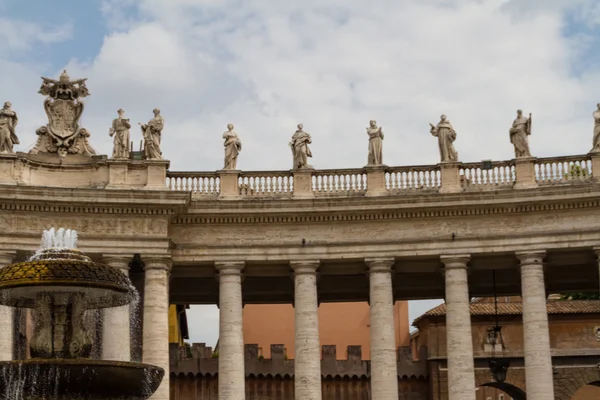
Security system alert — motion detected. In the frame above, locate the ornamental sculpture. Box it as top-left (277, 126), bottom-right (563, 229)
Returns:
top-left (366, 120), bottom-right (384, 166)
top-left (509, 110), bottom-right (532, 158)
top-left (592, 103), bottom-right (600, 153)
top-left (0, 101), bottom-right (19, 154)
top-left (290, 123), bottom-right (313, 169)
top-left (30, 70), bottom-right (96, 157)
top-left (109, 109), bottom-right (131, 159)
top-left (430, 114), bottom-right (458, 163)
top-left (139, 108), bottom-right (164, 160)
top-left (223, 123), bottom-right (242, 170)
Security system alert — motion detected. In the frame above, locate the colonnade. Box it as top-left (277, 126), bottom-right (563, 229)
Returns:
top-left (0, 252), bottom-right (567, 400)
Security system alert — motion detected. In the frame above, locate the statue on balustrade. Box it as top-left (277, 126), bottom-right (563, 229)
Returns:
top-left (509, 109), bottom-right (532, 158)
top-left (290, 123), bottom-right (313, 169)
top-left (139, 108), bottom-right (164, 160)
top-left (30, 70), bottom-right (96, 158)
top-left (109, 109), bottom-right (131, 159)
top-left (223, 123), bottom-right (242, 170)
top-left (0, 101), bottom-right (19, 154)
top-left (366, 120), bottom-right (384, 166)
top-left (592, 103), bottom-right (600, 153)
top-left (429, 114), bottom-right (458, 163)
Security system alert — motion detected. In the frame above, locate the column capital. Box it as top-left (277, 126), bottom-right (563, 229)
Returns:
top-left (0, 250), bottom-right (16, 266)
top-left (440, 254), bottom-right (470, 269)
top-left (215, 261), bottom-right (245, 275)
top-left (516, 251), bottom-right (546, 266)
top-left (142, 255), bottom-right (172, 271)
top-left (290, 260), bottom-right (320, 275)
top-left (102, 255), bottom-right (132, 270)
top-left (365, 257), bottom-right (395, 273)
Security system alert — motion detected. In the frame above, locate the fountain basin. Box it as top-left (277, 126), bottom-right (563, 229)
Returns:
top-left (0, 359), bottom-right (164, 399)
top-left (0, 255), bottom-right (133, 308)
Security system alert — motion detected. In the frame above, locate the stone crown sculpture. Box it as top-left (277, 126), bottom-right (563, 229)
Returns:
top-left (30, 70), bottom-right (96, 158)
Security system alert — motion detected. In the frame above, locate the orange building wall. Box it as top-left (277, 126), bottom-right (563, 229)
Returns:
top-left (243, 301), bottom-right (410, 360)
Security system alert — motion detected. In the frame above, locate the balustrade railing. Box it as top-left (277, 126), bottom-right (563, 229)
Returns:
top-left (312, 169), bottom-right (367, 193)
top-left (460, 161), bottom-right (515, 187)
top-left (166, 172), bottom-right (220, 194)
top-left (166, 153), bottom-right (598, 197)
top-left (385, 166), bottom-right (440, 190)
top-left (535, 155), bottom-right (592, 184)
top-left (238, 171), bottom-right (293, 196)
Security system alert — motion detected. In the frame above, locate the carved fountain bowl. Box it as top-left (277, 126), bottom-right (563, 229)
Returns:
top-left (0, 359), bottom-right (164, 400)
top-left (0, 250), bottom-right (134, 308)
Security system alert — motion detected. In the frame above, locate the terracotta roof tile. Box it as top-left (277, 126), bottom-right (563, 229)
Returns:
top-left (412, 299), bottom-right (600, 326)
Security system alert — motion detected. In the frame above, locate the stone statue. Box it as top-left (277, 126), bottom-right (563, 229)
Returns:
top-left (509, 110), bottom-right (532, 158)
top-left (30, 70), bottom-right (96, 157)
top-left (366, 120), bottom-right (384, 166)
top-left (290, 123), bottom-right (313, 169)
top-left (109, 109), bottom-right (131, 159)
top-left (0, 101), bottom-right (19, 154)
top-left (139, 108), bottom-right (164, 160)
top-left (430, 115), bottom-right (458, 163)
top-left (591, 104), bottom-right (600, 153)
top-left (223, 123), bottom-right (242, 170)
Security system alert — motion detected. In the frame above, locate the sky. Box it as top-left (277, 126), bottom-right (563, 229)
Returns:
top-left (2, 0), bottom-right (600, 346)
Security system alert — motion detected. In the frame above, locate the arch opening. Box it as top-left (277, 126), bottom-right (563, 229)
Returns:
top-left (479, 382), bottom-right (526, 400)
top-left (569, 381), bottom-right (600, 399)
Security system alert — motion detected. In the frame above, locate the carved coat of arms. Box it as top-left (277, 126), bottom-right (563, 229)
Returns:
top-left (30, 70), bottom-right (95, 157)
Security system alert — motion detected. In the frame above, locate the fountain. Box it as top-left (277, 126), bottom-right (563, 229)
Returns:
top-left (0, 228), bottom-right (164, 399)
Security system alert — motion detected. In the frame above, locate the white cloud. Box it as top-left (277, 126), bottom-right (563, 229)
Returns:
top-left (0, 18), bottom-right (73, 52)
top-left (2, 0), bottom-right (600, 341)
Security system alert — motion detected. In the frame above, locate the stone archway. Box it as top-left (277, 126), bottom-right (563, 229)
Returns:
top-left (553, 367), bottom-right (600, 400)
top-left (480, 382), bottom-right (527, 400)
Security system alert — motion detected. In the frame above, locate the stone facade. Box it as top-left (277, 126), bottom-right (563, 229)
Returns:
top-left (1, 149), bottom-right (600, 400)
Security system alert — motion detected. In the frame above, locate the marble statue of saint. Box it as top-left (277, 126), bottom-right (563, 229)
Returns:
top-left (509, 110), bottom-right (532, 158)
top-left (139, 108), bottom-right (164, 160)
top-left (223, 123), bottom-right (242, 170)
top-left (430, 115), bottom-right (458, 163)
top-left (290, 123), bottom-right (313, 169)
top-left (0, 101), bottom-right (19, 154)
top-left (366, 120), bottom-right (384, 166)
top-left (592, 103), bottom-right (600, 153)
top-left (109, 109), bottom-right (131, 159)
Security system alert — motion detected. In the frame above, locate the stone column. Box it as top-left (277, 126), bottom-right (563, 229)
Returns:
top-left (102, 255), bottom-right (131, 361)
top-left (517, 251), bottom-right (555, 400)
top-left (366, 258), bottom-right (398, 400)
top-left (291, 260), bottom-right (321, 400)
top-left (142, 256), bottom-right (171, 400)
top-left (215, 262), bottom-right (245, 400)
top-left (0, 251), bottom-right (16, 361)
top-left (594, 248), bottom-right (600, 295)
top-left (441, 255), bottom-right (475, 400)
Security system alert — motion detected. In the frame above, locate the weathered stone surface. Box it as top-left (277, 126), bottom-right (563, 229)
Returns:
top-left (101, 255), bottom-right (132, 362)
top-left (0, 251), bottom-right (15, 361)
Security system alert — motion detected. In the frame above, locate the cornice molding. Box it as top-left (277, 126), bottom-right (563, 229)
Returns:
top-left (172, 197), bottom-right (600, 225)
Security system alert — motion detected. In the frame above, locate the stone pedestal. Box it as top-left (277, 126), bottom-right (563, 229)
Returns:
top-left (0, 155), bottom-right (17, 185)
top-left (365, 166), bottom-right (388, 196)
top-left (0, 251), bottom-right (16, 361)
top-left (366, 258), bottom-right (398, 400)
top-left (590, 152), bottom-right (600, 182)
top-left (101, 255), bottom-right (131, 361)
top-left (441, 255), bottom-right (475, 400)
top-left (107, 160), bottom-right (130, 188)
top-left (517, 251), bottom-right (555, 400)
top-left (291, 260), bottom-right (321, 400)
top-left (514, 157), bottom-right (538, 189)
top-left (142, 256), bottom-right (171, 400)
top-left (439, 162), bottom-right (462, 194)
top-left (215, 262), bottom-right (245, 400)
top-left (292, 169), bottom-right (315, 199)
top-left (218, 170), bottom-right (241, 199)
top-left (145, 160), bottom-right (170, 190)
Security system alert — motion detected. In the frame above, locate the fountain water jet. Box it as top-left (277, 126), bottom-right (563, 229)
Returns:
top-left (0, 228), bottom-right (164, 399)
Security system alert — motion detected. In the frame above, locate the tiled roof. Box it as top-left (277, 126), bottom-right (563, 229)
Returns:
top-left (412, 299), bottom-right (600, 326)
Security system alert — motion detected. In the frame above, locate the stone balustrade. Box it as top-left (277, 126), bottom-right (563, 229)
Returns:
top-left (166, 152), bottom-right (599, 198)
